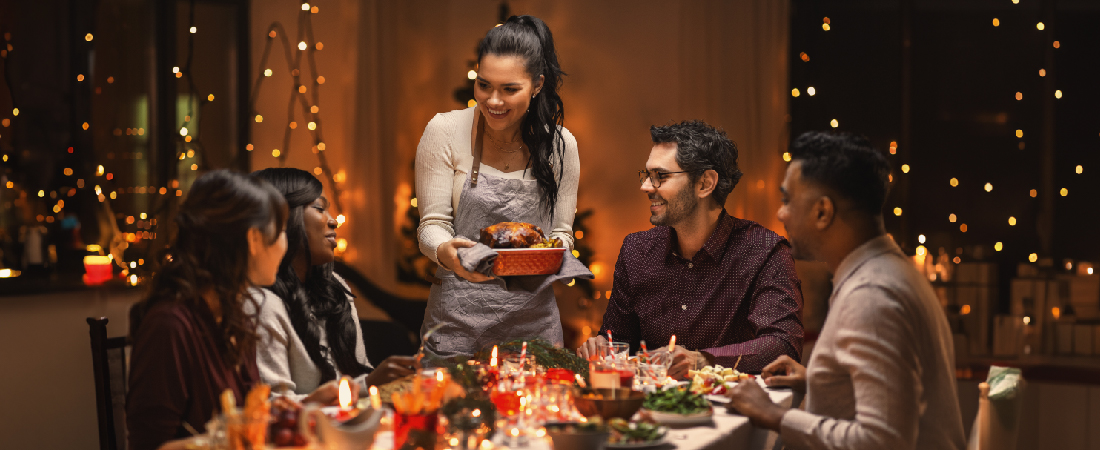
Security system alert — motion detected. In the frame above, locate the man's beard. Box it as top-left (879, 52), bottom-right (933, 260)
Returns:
top-left (650, 184), bottom-right (698, 227)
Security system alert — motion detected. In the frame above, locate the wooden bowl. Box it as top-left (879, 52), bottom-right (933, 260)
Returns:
top-left (573, 388), bottom-right (646, 420)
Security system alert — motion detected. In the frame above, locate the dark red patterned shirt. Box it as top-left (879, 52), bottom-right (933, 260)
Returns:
top-left (600, 210), bottom-right (804, 373)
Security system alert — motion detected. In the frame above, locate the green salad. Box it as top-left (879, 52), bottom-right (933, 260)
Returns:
top-left (642, 387), bottom-right (710, 415)
top-left (608, 418), bottom-right (666, 444)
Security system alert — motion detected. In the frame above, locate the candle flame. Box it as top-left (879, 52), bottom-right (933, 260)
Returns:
top-left (369, 385), bottom-right (381, 410)
top-left (436, 369), bottom-right (445, 382)
top-left (338, 377), bottom-right (352, 409)
top-left (668, 335), bottom-right (676, 352)
top-left (472, 408), bottom-right (481, 417)
top-left (490, 345), bottom-right (498, 367)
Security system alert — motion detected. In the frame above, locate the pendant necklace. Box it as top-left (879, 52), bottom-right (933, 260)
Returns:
top-left (486, 130), bottom-right (525, 171)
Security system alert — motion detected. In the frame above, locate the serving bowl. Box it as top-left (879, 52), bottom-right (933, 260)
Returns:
top-left (492, 247), bottom-right (565, 276)
top-left (573, 388), bottom-right (646, 420)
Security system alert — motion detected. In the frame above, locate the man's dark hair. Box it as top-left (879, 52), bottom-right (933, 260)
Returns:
top-left (650, 120), bottom-right (743, 205)
top-left (788, 131), bottom-right (891, 215)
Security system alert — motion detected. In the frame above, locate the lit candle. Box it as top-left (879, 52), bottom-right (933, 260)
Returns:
top-left (369, 385), bottom-right (381, 410)
top-left (668, 335), bottom-right (676, 352)
top-left (335, 376), bottom-right (357, 421)
top-left (490, 345), bottom-right (499, 368)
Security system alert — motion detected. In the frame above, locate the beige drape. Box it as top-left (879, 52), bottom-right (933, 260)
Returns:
top-left (252, 0), bottom-right (790, 298)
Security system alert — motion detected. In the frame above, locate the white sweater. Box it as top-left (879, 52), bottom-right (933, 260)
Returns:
top-left (415, 107), bottom-right (580, 263)
top-left (250, 277), bottom-right (372, 401)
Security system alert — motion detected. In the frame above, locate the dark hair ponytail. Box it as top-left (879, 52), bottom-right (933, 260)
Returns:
top-left (252, 168), bottom-right (370, 383)
top-left (478, 15), bottom-right (567, 218)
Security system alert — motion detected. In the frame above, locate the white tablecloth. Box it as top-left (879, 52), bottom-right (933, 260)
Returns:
top-left (371, 378), bottom-right (798, 450)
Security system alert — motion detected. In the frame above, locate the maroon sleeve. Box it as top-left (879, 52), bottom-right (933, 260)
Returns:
top-left (702, 241), bottom-right (804, 372)
top-left (126, 309), bottom-right (192, 450)
top-left (598, 239), bottom-right (642, 348)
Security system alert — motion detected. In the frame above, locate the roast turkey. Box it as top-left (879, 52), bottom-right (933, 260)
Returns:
top-left (479, 222), bottom-right (546, 249)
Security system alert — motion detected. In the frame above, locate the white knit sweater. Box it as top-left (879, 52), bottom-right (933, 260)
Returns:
top-left (414, 107), bottom-right (580, 263)
top-left (250, 276), bottom-right (372, 401)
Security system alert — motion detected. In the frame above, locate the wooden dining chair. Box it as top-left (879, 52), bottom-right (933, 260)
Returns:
top-left (87, 317), bottom-right (130, 450)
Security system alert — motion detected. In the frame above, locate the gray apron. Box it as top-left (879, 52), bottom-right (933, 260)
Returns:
top-left (421, 169), bottom-right (565, 361)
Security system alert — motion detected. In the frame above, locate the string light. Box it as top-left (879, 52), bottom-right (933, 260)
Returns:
top-left (960, 224), bottom-right (968, 233)
top-left (984, 183), bottom-right (992, 192)
top-left (1076, 165), bottom-right (1083, 174)
top-left (1036, 22), bottom-right (1045, 30)
top-left (272, 149), bottom-right (281, 158)
top-left (782, 152), bottom-right (792, 162)
top-left (85, 33), bottom-right (93, 41)
top-left (298, 41), bottom-right (307, 51)
top-left (949, 213), bottom-right (957, 223)
top-left (918, 234), bottom-right (926, 244)
top-left (255, 115), bottom-right (263, 122)
top-left (1039, 68), bottom-right (1046, 77)
top-left (189, 27), bottom-right (197, 34)
top-left (302, 2), bottom-right (310, 10)
top-left (799, 52), bottom-right (810, 62)
top-left (807, 86), bottom-right (816, 96)
top-left (1060, 188), bottom-right (1068, 196)
top-left (901, 164), bottom-right (910, 173)
top-left (995, 242), bottom-right (1003, 252)
top-left (893, 207), bottom-right (902, 216)
top-left (1053, 41), bottom-right (1060, 48)
top-left (992, 18), bottom-right (1000, 27)
top-left (208, 94), bottom-right (214, 101)
top-left (1015, 92), bottom-right (1022, 100)
top-left (889, 141), bottom-right (897, 154)
top-left (1029, 189), bottom-right (1037, 197)
top-left (1054, 90), bottom-right (1062, 99)
top-left (264, 69), bottom-right (273, 77)
top-left (1029, 253), bottom-right (1038, 263)
top-left (1009, 216), bottom-right (1017, 226)
top-left (336, 214), bottom-right (346, 226)
top-left (791, 88), bottom-right (800, 97)
top-left (830, 119), bottom-right (838, 128)
top-left (949, 178), bottom-right (958, 187)
top-left (1016, 129), bottom-right (1023, 138)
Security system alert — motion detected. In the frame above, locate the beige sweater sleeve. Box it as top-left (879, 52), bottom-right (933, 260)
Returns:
top-left (415, 108), bottom-right (580, 264)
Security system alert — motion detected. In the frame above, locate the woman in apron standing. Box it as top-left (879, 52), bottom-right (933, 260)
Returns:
top-left (415, 15), bottom-right (581, 361)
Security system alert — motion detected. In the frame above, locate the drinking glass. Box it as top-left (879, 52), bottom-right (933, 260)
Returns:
top-left (607, 342), bottom-right (630, 361)
top-left (394, 411), bottom-right (440, 450)
top-left (589, 358), bottom-right (621, 389)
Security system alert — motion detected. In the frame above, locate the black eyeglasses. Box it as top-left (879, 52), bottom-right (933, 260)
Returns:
top-left (638, 169), bottom-right (689, 188)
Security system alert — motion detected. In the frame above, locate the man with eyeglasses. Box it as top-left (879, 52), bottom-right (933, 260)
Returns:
top-left (578, 120), bottom-right (803, 379)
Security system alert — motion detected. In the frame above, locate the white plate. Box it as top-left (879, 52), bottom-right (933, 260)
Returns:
top-left (705, 394), bottom-right (730, 405)
top-left (606, 436), bottom-right (670, 449)
top-left (639, 407), bottom-right (714, 425)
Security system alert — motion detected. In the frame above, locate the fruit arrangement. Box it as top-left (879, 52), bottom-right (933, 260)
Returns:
top-left (268, 404), bottom-right (309, 448)
top-left (688, 365), bottom-right (754, 395)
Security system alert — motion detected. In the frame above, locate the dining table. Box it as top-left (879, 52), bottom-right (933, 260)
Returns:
top-left (368, 377), bottom-right (799, 450)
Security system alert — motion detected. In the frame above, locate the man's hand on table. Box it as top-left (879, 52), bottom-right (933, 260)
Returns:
top-left (576, 335), bottom-right (609, 360)
top-left (760, 355), bottom-right (807, 392)
top-left (655, 345), bottom-right (711, 380)
top-left (366, 355), bottom-right (419, 387)
top-left (726, 378), bottom-right (786, 431)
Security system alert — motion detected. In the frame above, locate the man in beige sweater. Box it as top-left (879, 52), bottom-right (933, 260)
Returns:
top-left (727, 131), bottom-right (966, 450)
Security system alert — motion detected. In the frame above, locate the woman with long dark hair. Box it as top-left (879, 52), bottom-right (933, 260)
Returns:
top-left (252, 168), bottom-right (416, 402)
top-left (127, 170), bottom-right (289, 450)
top-left (415, 15), bottom-right (584, 360)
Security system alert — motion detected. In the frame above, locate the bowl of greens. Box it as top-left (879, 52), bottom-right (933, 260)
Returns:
top-left (639, 387), bottom-right (713, 425)
top-left (607, 418), bottom-right (668, 448)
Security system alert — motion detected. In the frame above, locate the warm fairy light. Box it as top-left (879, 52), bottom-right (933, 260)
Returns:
top-left (1015, 92), bottom-right (1022, 100)
top-left (916, 245), bottom-right (926, 256)
top-left (129, 274), bottom-right (138, 285)
top-left (1030, 189), bottom-right (1037, 197)
top-left (949, 213), bottom-right (957, 223)
top-left (1052, 307), bottom-right (1061, 320)
top-left (467, 70), bottom-right (477, 80)
top-left (317, 142), bottom-right (326, 151)
top-left (1023, 316), bottom-right (1031, 325)
top-left (336, 239), bottom-right (348, 253)
top-left (307, 121), bottom-right (317, 130)
top-left (800, 52), bottom-right (810, 62)
top-left (311, 105), bottom-right (319, 113)
top-left (336, 214), bottom-right (346, 226)
top-left (918, 234), bottom-right (926, 244)
top-left (1029, 253), bottom-right (1038, 263)
top-left (1016, 129), bottom-right (1023, 138)
top-left (1039, 69), bottom-right (1046, 77)
top-left (572, 249), bottom-right (580, 258)
top-left (298, 41), bottom-right (307, 51)
top-left (1060, 188), bottom-right (1068, 196)
top-left (467, 99), bottom-right (477, 107)
top-left (333, 170), bottom-right (346, 183)
top-left (317, 76), bottom-right (326, 84)
top-left (82, 122), bottom-right (89, 130)
top-left (807, 86), bottom-right (816, 96)
top-left (953, 256), bottom-right (962, 264)
top-left (85, 33), bottom-right (93, 41)
top-left (830, 119), bottom-right (838, 128)
top-left (64, 168), bottom-right (73, 176)
top-left (960, 305), bottom-right (971, 315)
top-left (901, 164), bottom-right (910, 173)
top-left (289, 122), bottom-right (298, 129)
top-left (76, 74), bottom-right (84, 81)
top-left (106, 76), bottom-right (114, 84)
top-left (311, 6), bottom-right (319, 13)
top-left (264, 68), bottom-right (273, 77)
top-left (4, 182), bottom-right (11, 189)
top-left (190, 164), bottom-right (198, 171)
top-left (1036, 22), bottom-right (1045, 30)
top-left (1075, 165), bottom-right (1082, 174)
top-left (207, 94), bottom-right (214, 101)
top-left (822, 23), bottom-right (831, 31)
top-left (992, 18), bottom-right (1000, 27)
top-left (782, 152), bottom-right (792, 162)
top-left (949, 178), bottom-right (958, 187)
top-left (179, 127), bottom-right (188, 136)
top-left (893, 207), bottom-right (902, 216)
top-left (1053, 40), bottom-right (1060, 48)
top-left (984, 183), bottom-right (992, 192)
top-left (1065, 261), bottom-right (1073, 270)
top-left (1089, 268), bottom-right (1095, 275)
top-left (994, 242), bottom-right (1003, 252)
top-left (791, 88), bottom-right (800, 97)
top-left (269, 30), bottom-right (277, 38)
top-left (272, 149), bottom-right (281, 158)
top-left (889, 141), bottom-right (897, 154)
top-left (189, 26), bottom-right (197, 34)
top-left (12, 108), bottom-right (18, 116)
top-left (172, 66), bottom-right (179, 73)
top-left (302, 2), bottom-right (310, 10)
top-left (298, 85), bottom-right (307, 94)
top-left (1055, 90), bottom-right (1062, 99)
top-left (1008, 216), bottom-right (1017, 226)
top-left (255, 115), bottom-right (263, 122)
top-left (313, 167), bottom-right (323, 175)
top-left (960, 224), bottom-right (968, 233)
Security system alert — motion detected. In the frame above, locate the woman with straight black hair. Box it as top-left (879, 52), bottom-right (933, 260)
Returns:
top-left (251, 168), bottom-right (416, 403)
top-left (415, 15), bottom-right (588, 360)
top-left (127, 170), bottom-right (289, 450)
